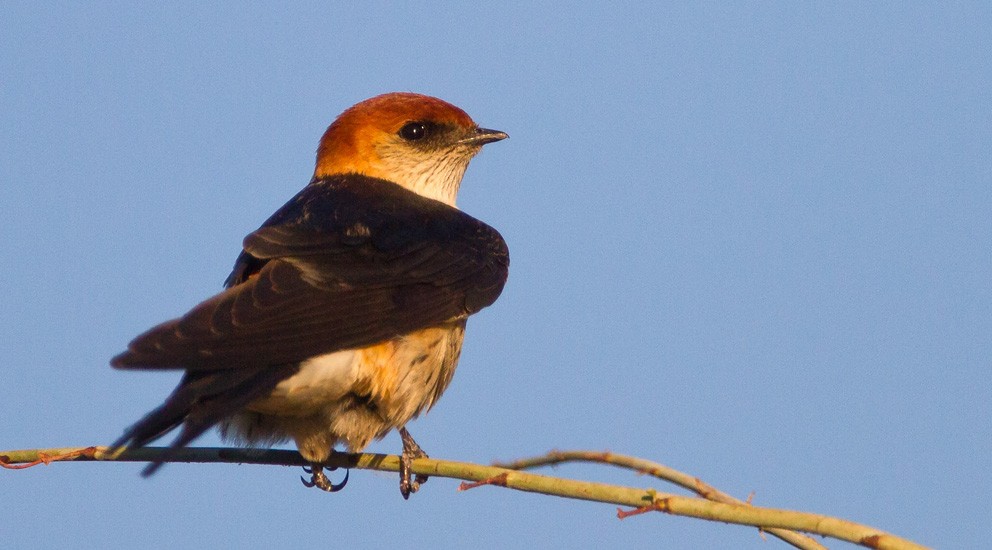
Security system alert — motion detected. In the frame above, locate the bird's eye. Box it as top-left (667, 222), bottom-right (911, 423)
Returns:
top-left (399, 121), bottom-right (429, 141)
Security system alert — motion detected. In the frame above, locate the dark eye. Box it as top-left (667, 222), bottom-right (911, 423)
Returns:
top-left (399, 121), bottom-right (429, 141)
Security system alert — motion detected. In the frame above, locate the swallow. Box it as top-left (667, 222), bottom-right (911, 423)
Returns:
top-left (112, 92), bottom-right (509, 498)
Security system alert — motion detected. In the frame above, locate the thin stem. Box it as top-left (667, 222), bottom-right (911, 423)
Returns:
top-left (494, 449), bottom-right (826, 550)
top-left (0, 446), bottom-right (930, 550)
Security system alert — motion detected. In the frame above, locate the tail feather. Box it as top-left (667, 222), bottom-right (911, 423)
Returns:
top-left (112, 364), bottom-right (300, 475)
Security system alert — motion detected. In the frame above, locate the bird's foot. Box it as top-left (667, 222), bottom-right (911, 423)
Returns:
top-left (301, 464), bottom-right (349, 492)
top-left (399, 427), bottom-right (430, 499)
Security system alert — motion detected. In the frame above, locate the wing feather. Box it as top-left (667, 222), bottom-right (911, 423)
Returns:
top-left (112, 174), bottom-right (508, 370)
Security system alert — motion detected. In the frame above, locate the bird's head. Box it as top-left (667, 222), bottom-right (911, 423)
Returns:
top-left (314, 92), bottom-right (507, 206)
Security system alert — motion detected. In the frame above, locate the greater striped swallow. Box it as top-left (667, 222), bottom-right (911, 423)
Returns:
top-left (112, 93), bottom-right (509, 498)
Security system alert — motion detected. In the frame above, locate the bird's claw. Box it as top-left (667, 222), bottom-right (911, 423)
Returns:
top-left (399, 427), bottom-right (430, 499)
top-left (398, 461), bottom-right (417, 500)
top-left (300, 464), bottom-right (349, 492)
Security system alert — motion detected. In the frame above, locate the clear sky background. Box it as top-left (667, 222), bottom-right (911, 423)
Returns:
top-left (2, 3), bottom-right (989, 549)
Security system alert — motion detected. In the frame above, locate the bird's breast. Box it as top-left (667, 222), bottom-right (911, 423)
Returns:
top-left (354, 320), bottom-right (467, 423)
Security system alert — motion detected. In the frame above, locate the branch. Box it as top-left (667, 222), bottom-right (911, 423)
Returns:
top-left (0, 446), bottom-right (929, 550)
top-left (494, 450), bottom-right (825, 550)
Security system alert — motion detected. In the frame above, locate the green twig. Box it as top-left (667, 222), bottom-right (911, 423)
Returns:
top-left (494, 449), bottom-right (826, 550)
top-left (0, 446), bottom-right (930, 550)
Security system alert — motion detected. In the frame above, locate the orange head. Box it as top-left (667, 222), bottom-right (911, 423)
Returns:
top-left (314, 92), bottom-right (507, 206)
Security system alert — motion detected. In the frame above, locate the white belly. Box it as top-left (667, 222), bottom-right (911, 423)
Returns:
top-left (220, 321), bottom-right (466, 461)
top-left (251, 349), bottom-right (359, 415)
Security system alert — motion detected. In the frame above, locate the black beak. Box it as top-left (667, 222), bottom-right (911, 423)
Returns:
top-left (460, 127), bottom-right (509, 146)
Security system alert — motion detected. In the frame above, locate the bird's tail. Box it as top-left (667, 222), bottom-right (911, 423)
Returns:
top-left (111, 365), bottom-right (299, 475)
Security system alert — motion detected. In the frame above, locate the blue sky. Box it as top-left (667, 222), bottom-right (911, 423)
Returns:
top-left (2, 3), bottom-right (989, 548)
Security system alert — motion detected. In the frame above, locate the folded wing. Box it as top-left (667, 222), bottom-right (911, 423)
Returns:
top-left (112, 174), bottom-right (508, 371)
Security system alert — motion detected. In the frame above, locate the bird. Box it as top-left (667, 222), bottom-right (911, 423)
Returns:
top-left (111, 92), bottom-right (509, 498)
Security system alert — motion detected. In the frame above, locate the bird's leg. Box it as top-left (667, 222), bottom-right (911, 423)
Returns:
top-left (301, 463), bottom-right (349, 492)
top-left (398, 426), bottom-right (430, 499)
